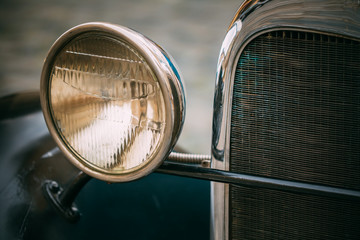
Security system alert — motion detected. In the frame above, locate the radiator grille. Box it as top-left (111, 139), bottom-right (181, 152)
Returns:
top-left (230, 31), bottom-right (360, 239)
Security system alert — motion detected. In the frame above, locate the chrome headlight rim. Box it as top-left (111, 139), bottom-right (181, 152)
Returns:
top-left (40, 22), bottom-right (185, 182)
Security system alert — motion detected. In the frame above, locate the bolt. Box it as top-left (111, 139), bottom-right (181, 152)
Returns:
top-left (49, 181), bottom-right (60, 193)
top-left (201, 160), bottom-right (211, 168)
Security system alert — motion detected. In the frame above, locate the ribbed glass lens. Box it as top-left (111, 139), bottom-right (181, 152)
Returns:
top-left (49, 33), bottom-right (166, 173)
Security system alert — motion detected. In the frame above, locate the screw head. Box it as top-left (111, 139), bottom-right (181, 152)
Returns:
top-left (49, 181), bottom-right (60, 193)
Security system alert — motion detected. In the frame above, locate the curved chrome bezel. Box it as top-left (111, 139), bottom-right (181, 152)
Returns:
top-left (211, 0), bottom-right (360, 239)
top-left (40, 22), bottom-right (185, 183)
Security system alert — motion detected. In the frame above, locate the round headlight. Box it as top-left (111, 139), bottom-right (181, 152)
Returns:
top-left (40, 22), bottom-right (185, 182)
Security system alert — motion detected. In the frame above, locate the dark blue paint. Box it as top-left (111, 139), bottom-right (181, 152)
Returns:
top-left (0, 111), bottom-right (210, 240)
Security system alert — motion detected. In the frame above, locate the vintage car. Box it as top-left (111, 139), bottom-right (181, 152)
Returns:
top-left (1, 0), bottom-right (359, 239)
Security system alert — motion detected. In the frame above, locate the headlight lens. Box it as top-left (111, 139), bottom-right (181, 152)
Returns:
top-left (41, 23), bottom-right (185, 182)
top-left (50, 33), bottom-right (165, 172)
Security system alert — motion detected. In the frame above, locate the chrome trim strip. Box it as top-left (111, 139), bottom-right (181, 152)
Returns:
top-left (211, 0), bottom-right (360, 239)
top-left (158, 162), bottom-right (360, 201)
top-left (40, 22), bottom-right (185, 183)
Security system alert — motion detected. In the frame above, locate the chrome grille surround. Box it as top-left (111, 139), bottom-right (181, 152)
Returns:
top-left (211, 0), bottom-right (360, 239)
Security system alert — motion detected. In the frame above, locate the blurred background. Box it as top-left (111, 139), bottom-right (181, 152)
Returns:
top-left (0, 0), bottom-right (240, 154)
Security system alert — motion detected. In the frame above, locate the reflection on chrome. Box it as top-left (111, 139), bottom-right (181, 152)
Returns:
top-left (50, 33), bottom-right (166, 173)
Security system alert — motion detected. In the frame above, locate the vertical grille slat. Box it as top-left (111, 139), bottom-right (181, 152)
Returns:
top-left (230, 30), bottom-right (360, 239)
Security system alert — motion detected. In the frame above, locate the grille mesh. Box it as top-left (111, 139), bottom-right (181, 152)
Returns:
top-left (230, 31), bottom-right (360, 239)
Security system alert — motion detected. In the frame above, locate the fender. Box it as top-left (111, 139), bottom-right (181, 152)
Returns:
top-left (0, 92), bottom-right (210, 240)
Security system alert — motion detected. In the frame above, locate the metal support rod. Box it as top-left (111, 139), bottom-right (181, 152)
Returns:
top-left (156, 161), bottom-right (360, 201)
top-left (60, 171), bottom-right (92, 208)
top-left (167, 152), bottom-right (211, 167)
top-left (43, 171), bottom-right (92, 222)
